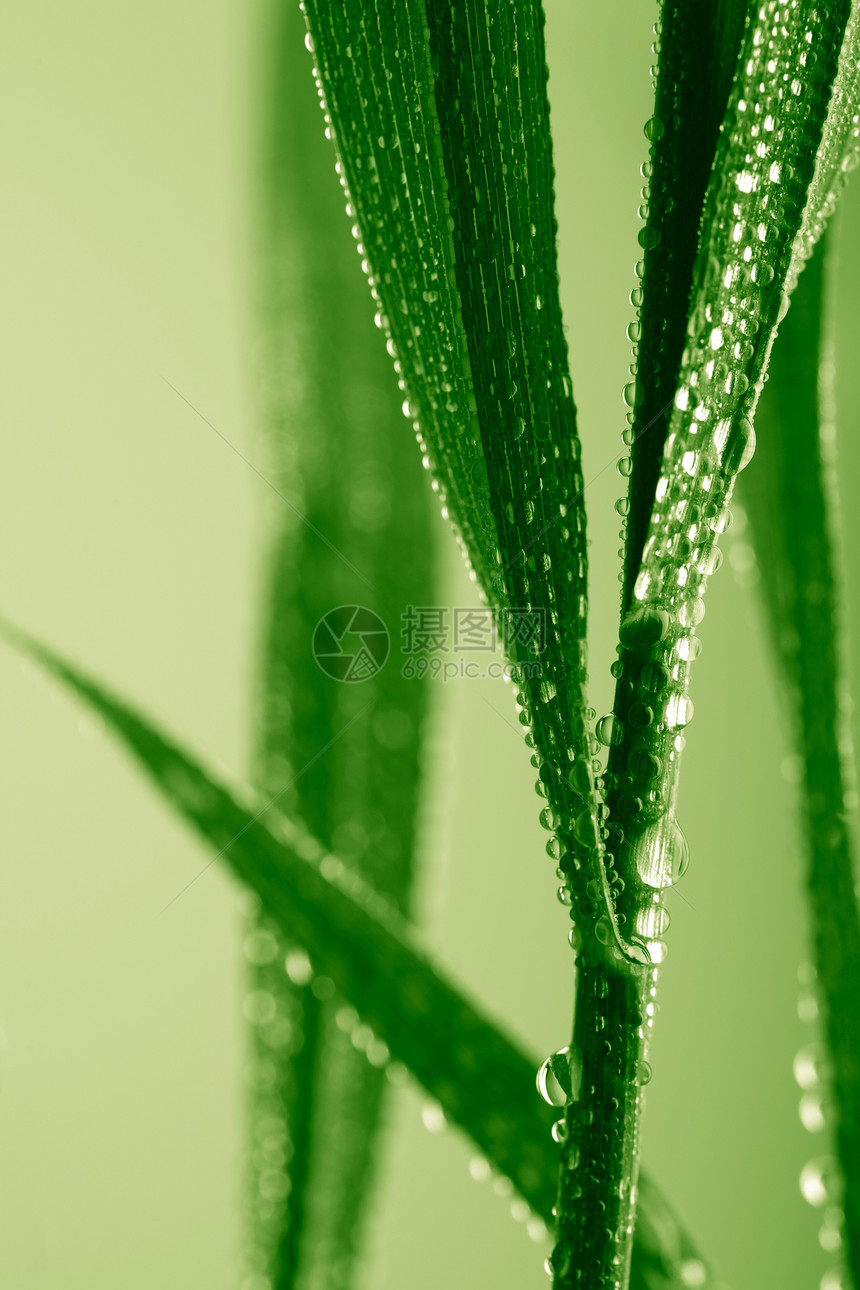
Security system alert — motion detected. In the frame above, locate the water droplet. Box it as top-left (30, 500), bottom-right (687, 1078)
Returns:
top-left (678, 597), bottom-right (705, 628)
top-left (540, 806), bottom-right (558, 831)
top-left (676, 635), bottom-right (702, 662)
top-left (635, 901), bottom-right (670, 940)
top-left (551, 1118), bottom-right (567, 1143)
top-left (800, 1090), bottom-right (833, 1133)
top-left (633, 815), bottom-right (689, 889)
top-left (619, 606), bottom-right (669, 648)
top-left (546, 835), bottom-right (567, 861)
top-left (537, 1046), bottom-right (581, 1107)
top-left (800, 1157), bottom-right (840, 1207)
top-left (680, 1260), bottom-right (708, 1287)
top-left (820, 1269), bottom-right (847, 1290)
top-left (819, 1207), bottom-right (844, 1253)
top-left (736, 419), bottom-right (756, 471)
top-left (547, 1239), bottom-right (573, 1278)
top-left (285, 948), bottom-right (314, 986)
top-left (421, 1101), bottom-right (446, 1134)
top-left (622, 380), bottom-right (644, 409)
top-left (596, 713), bottom-right (620, 746)
top-left (794, 1044), bottom-right (831, 1090)
top-left (635, 1059), bottom-right (652, 1085)
top-left (304, 30), bottom-right (315, 53)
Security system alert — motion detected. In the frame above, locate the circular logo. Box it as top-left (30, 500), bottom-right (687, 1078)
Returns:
top-left (312, 605), bottom-right (390, 683)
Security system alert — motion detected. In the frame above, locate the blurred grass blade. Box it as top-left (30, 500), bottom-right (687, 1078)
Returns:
top-left (244, 1), bottom-right (435, 1284)
top-left (740, 234), bottom-right (860, 1286)
top-left (558, 5), bottom-right (852, 1287)
top-left (0, 619), bottom-right (719, 1290)
top-left (300, 1), bottom-right (622, 943)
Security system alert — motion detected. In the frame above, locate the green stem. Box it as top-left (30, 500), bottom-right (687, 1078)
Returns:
top-left (554, 948), bottom-right (651, 1289)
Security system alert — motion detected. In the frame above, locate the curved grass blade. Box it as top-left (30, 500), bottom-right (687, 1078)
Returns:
top-left (555, 6), bottom-right (852, 1287)
top-left (740, 234), bottom-right (860, 1287)
top-left (0, 618), bottom-right (719, 1290)
top-left (620, 0), bottom-right (748, 613)
top-left (300, 1), bottom-right (627, 956)
top-left (788, 5), bottom-right (860, 290)
top-left (244, 2), bottom-right (435, 1285)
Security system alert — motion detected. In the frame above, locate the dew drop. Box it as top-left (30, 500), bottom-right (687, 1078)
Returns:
top-left (666, 691), bottom-right (694, 728)
top-left (537, 1046), bottom-right (582, 1107)
top-left (800, 1090), bottom-right (833, 1133)
top-left (619, 606), bottom-right (669, 648)
top-left (800, 1157), bottom-right (840, 1208)
top-left (285, 948), bottom-right (314, 986)
top-left (633, 815), bottom-right (689, 889)
top-left (736, 418), bottom-right (756, 471)
top-left (635, 1059), bottom-right (652, 1086)
top-left (635, 901), bottom-right (670, 940)
top-left (540, 806), bottom-right (558, 831)
top-left (421, 1101), bottom-right (447, 1134)
top-left (794, 1044), bottom-right (831, 1090)
top-left (596, 713), bottom-right (619, 747)
top-left (622, 380), bottom-right (644, 409)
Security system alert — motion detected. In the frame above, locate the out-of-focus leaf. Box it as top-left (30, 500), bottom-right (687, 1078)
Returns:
top-left (741, 233), bottom-right (860, 1287)
top-left (0, 619), bottom-right (718, 1289)
top-left (243, 1), bottom-right (435, 1284)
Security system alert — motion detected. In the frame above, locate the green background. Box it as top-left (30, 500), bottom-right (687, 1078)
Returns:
top-left (2, 2), bottom-right (860, 1286)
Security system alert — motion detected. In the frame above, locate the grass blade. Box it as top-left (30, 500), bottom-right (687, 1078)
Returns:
top-left (0, 618), bottom-right (719, 1289)
top-left (621, 0), bottom-right (748, 612)
top-left (300, 0), bottom-right (627, 953)
top-left (554, 5), bottom-right (852, 1286)
top-left (788, 6), bottom-right (860, 289)
top-left (740, 233), bottom-right (860, 1288)
top-left (244, 2), bottom-right (435, 1284)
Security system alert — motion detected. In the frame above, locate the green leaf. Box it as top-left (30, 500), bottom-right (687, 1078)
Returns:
top-left (621, 0), bottom-right (748, 612)
top-left (553, 5), bottom-right (853, 1286)
top-left (0, 619), bottom-right (719, 1289)
top-left (242, 1), bottom-right (436, 1283)
top-left (741, 232), bottom-right (860, 1287)
top-left (300, 0), bottom-right (624, 949)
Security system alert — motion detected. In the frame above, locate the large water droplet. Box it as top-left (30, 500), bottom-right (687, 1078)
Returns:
top-left (619, 605), bottom-right (669, 648)
top-left (633, 815), bottom-right (689, 889)
top-left (537, 1046), bottom-right (581, 1107)
top-left (596, 713), bottom-right (620, 747)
